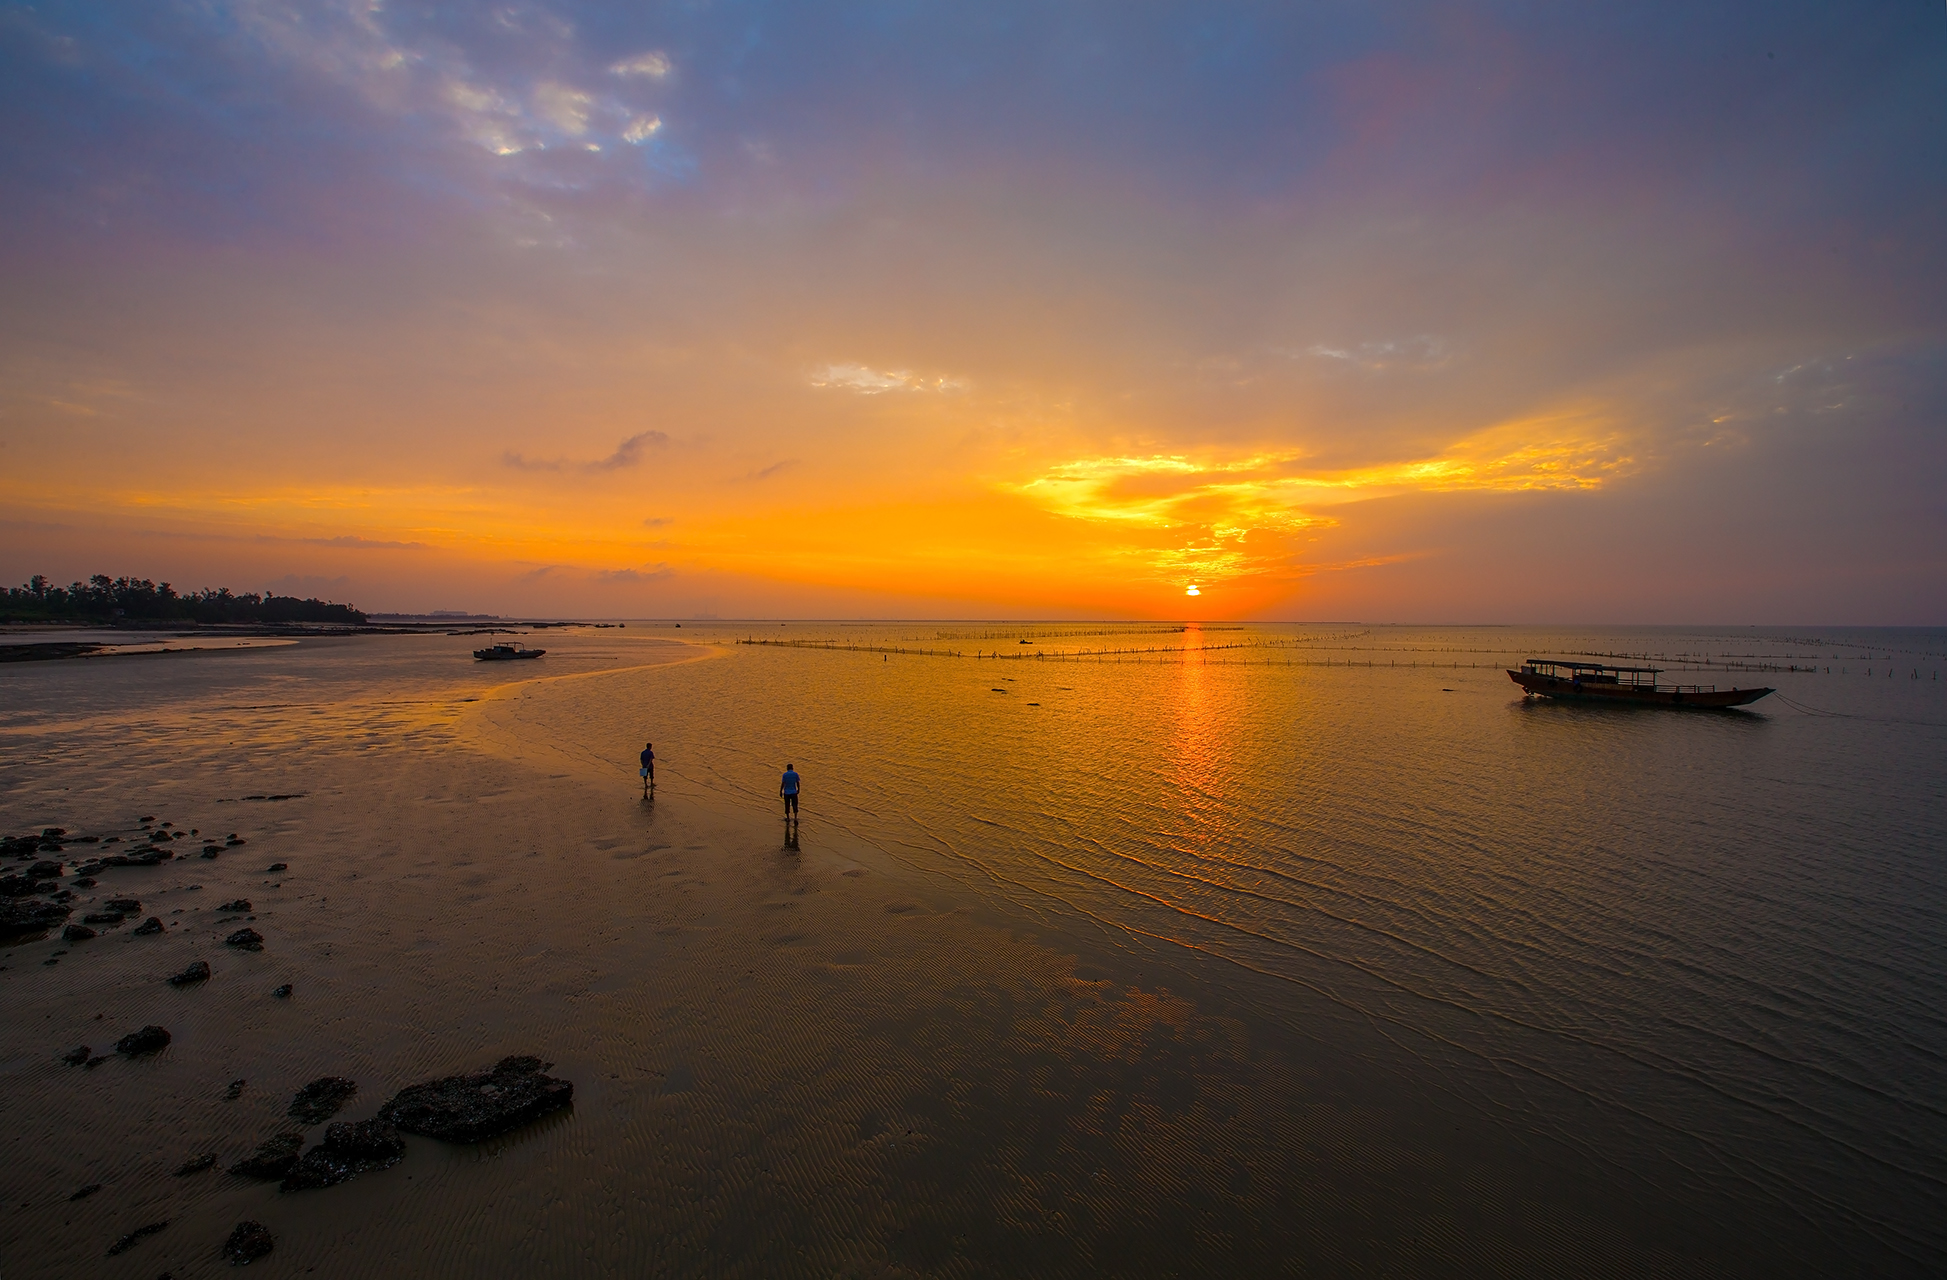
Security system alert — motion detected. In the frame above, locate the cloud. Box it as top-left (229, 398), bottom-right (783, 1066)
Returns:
top-left (1299, 336), bottom-right (1454, 372)
top-left (595, 563), bottom-right (675, 584)
top-left (532, 83), bottom-right (593, 136)
top-left (810, 364), bottom-right (967, 394)
top-left (744, 459), bottom-right (801, 481)
top-left (642, 516), bottom-right (674, 527)
top-left (1010, 412), bottom-right (1640, 585)
top-left (610, 52), bottom-right (671, 78)
top-left (592, 431), bottom-right (666, 471)
top-left (623, 115), bottom-right (663, 144)
top-left (504, 431), bottom-right (668, 473)
top-left (252, 534), bottom-right (427, 550)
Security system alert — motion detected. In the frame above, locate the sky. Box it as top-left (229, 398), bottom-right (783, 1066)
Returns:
top-left (2, 2), bottom-right (1943, 622)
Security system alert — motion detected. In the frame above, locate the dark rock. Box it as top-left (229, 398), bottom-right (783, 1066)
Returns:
top-left (132, 916), bottom-right (165, 936)
top-left (225, 928), bottom-right (264, 951)
top-left (224, 1220), bottom-right (274, 1265)
top-left (227, 836), bottom-right (247, 846)
top-left (378, 1055), bottom-right (573, 1143)
top-left (42, 956), bottom-right (60, 965)
top-left (175, 1153), bottom-right (218, 1175)
top-left (229, 1132), bottom-right (303, 1180)
top-left (225, 1078), bottom-right (247, 1100)
top-left (63, 1044), bottom-right (91, 1065)
top-left (265, 863), bottom-right (287, 873)
top-left (281, 1118), bottom-right (406, 1190)
top-left (104, 897), bottom-right (141, 913)
top-left (200, 849), bottom-right (220, 859)
top-left (63, 924), bottom-right (97, 942)
top-left (43, 827), bottom-right (67, 837)
top-left (72, 876), bottom-right (96, 888)
top-left (70, 1182), bottom-right (102, 1200)
top-left (0, 898), bottom-right (72, 936)
top-left (167, 960), bottom-right (212, 986)
top-left (81, 911), bottom-right (125, 925)
top-left (103, 848), bottom-right (169, 866)
top-left (0, 875), bottom-right (37, 897)
top-left (288, 1076), bottom-right (357, 1126)
top-left (219, 899), bottom-right (252, 913)
top-left (272, 983), bottom-right (292, 998)
top-left (116, 1025), bottom-right (171, 1055)
top-left (27, 860), bottom-right (64, 878)
top-left (106, 1220), bottom-right (168, 1256)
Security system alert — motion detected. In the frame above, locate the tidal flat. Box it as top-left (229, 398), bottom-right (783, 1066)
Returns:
top-left (2, 625), bottom-right (1943, 1277)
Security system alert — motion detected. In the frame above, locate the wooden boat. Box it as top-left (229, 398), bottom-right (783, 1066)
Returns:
top-left (473, 642), bottom-right (545, 662)
top-left (1508, 659), bottom-right (1772, 708)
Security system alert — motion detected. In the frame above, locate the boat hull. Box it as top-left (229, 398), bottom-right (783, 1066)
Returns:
top-left (1507, 669), bottom-right (1772, 708)
top-left (473, 648), bottom-right (546, 661)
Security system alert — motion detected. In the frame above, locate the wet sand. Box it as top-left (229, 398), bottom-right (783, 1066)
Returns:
top-left (3, 627), bottom-right (1942, 1276)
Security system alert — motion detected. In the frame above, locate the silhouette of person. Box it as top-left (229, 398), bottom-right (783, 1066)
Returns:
top-left (640, 741), bottom-right (655, 795)
top-left (780, 762), bottom-right (800, 822)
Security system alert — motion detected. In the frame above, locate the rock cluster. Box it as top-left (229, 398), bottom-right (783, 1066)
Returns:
top-left (230, 1132), bottom-right (304, 1180)
top-left (378, 1055), bottom-right (574, 1143)
top-left (106, 1219), bottom-right (168, 1256)
top-left (225, 928), bottom-right (264, 951)
top-left (287, 1076), bottom-right (358, 1126)
top-left (168, 960), bottom-right (212, 986)
top-left (0, 898), bottom-right (71, 937)
top-left (281, 1119), bottom-right (406, 1190)
top-left (115, 1025), bottom-right (171, 1055)
top-left (224, 1220), bottom-right (275, 1265)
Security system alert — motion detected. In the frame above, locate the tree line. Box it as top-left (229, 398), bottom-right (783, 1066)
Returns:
top-left (3, 575), bottom-right (366, 625)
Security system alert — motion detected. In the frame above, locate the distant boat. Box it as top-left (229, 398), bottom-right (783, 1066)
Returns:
top-left (473, 642), bottom-right (545, 662)
top-left (1509, 659), bottom-right (1772, 708)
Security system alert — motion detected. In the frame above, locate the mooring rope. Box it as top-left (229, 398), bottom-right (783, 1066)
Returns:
top-left (1773, 693), bottom-right (1945, 728)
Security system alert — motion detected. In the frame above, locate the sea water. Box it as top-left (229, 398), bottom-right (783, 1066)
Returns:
top-left (2, 623), bottom-right (1942, 1276)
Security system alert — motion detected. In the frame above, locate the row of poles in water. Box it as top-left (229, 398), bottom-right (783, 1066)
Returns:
top-left (737, 638), bottom-right (1939, 678)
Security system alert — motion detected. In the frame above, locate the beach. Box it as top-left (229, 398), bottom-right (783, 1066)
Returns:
top-left (3, 624), bottom-right (1944, 1277)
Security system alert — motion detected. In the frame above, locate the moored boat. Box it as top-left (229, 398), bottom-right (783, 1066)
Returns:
top-left (1508, 659), bottom-right (1772, 708)
top-left (473, 642), bottom-right (546, 662)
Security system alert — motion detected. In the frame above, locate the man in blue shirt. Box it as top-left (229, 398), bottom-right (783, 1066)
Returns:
top-left (640, 742), bottom-right (654, 795)
top-left (780, 762), bottom-right (800, 821)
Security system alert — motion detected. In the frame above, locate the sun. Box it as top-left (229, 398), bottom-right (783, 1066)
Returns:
top-left (1185, 583), bottom-right (1200, 596)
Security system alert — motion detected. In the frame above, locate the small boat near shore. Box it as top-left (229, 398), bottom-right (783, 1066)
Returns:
top-left (473, 642), bottom-right (545, 662)
top-left (1508, 659), bottom-right (1773, 709)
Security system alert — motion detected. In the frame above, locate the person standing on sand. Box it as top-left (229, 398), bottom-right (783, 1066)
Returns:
top-left (640, 741), bottom-right (655, 795)
top-left (780, 762), bottom-right (800, 821)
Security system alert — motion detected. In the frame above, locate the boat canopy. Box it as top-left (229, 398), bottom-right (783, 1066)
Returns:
top-left (1520, 658), bottom-right (1662, 685)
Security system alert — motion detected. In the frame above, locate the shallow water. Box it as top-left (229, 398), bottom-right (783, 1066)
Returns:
top-left (2, 624), bottom-right (1943, 1277)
